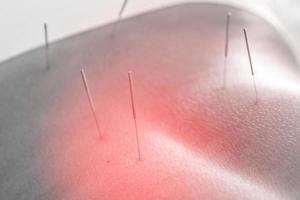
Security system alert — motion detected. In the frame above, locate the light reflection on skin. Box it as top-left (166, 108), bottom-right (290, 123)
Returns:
top-left (215, 39), bottom-right (300, 94)
top-left (253, 56), bottom-right (300, 93)
top-left (148, 130), bottom-right (287, 200)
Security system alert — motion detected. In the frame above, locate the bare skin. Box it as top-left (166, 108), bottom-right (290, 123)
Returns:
top-left (0, 3), bottom-right (299, 200)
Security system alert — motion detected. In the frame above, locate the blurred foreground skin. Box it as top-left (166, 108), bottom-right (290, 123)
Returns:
top-left (0, 3), bottom-right (300, 200)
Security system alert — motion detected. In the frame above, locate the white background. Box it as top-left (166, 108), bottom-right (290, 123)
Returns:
top-left (0, 0), bottom-right (299, 63)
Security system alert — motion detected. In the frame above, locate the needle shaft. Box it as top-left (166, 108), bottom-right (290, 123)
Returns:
top-left (81, 69), bottom-right (101, 138)
top-left (243, 28), bottom-right (258, 103)
top-left (223, 12), bottom-right (231, 88)
top-left (43, 23), bottom-right (50, 69)
top-left (128, 71), bottom-right (141, 161)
